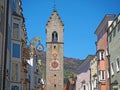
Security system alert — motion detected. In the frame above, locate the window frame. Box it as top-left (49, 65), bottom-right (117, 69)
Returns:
top-left (52, 31), bottom-right (58, 42)
top-left (11, 41), bottom-right (21, 60)
top-left (13, 23), bottom-right (19, 39)
top-left (99, 70), bottom-right (105, 81)
top-left (12, 43), bottom-right (20, 58)
top-left (11, 61), bottom-right (20, 82)
top-left (11, 62), bottom-right (19, 81)
top-left (12, 15), bottom-right (22, 40)
top-left (97, 50), bottom-right (104, 61)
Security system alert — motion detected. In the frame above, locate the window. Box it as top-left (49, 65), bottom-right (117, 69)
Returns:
top-left (99, 70), bottom-right (105, 81)
top-left (101, 52), bottom-right (104, 60)
top-left (83, 85), bottom-right (86, 90)
top-left (97, 50), bottom-right (104, 60)
top-left (52, 31), bottom-right (58, 42)
top-left (12, 63), bottom-right (18, 81)
top-left (54, 84), bottom-right (56, 87)
top-left (109, 34), bottom-right (112, 43)
top-left (11, 85), bottom-right (19, 90)
top-left (13, 23), bottom-right (19, 39)
top-left (54, 46), bottom-right (56, 49)
top-left (113, 29), bottom-right (116, 37)
top-left (93, 79), bottom-right (97, 88)
top-left (12, 43), bottom-right (20, 58)
top-left (116, 58), bottom-right (120, 72)
top-left (111, 63), bottom-right (114, 76)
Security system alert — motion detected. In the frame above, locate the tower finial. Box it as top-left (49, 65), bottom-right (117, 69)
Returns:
top-left (53, 0), bottom-right (56, 10)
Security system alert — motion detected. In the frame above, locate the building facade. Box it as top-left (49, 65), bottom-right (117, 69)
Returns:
top-left (46, 9), bottom-right (64, 90)
top-left (108, 14), bottom-right (120, 90)
top-left (76, 55), bottom-right (95, 90)
top-left (0, 0), bottom-right (7, 89)
top-left (0, 0), bottom-right (28, 90)
top-left (90, 56), bottom-right (98, 90)
top-left (9, 0), bottom-right (25, 89)
top-left (95, 14), bottom-right (115, 90)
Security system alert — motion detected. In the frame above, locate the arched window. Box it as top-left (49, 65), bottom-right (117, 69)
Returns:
top-left (52, 31), bottom-right (58, 42)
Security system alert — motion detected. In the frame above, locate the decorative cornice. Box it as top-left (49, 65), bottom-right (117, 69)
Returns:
top-left (46, 42), bottom-right (64, 44)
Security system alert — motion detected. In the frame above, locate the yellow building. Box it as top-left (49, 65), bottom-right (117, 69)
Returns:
top-left (90, 56), bottom-right (98, 90)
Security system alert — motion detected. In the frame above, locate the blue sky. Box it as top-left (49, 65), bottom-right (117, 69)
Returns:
top-left (22, 0), bottom-right (120, 59)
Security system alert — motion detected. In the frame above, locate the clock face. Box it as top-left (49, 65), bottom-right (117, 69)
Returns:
top-left (51, 61), bottom-right (58, 68)
top-left (50, 60), bottom-right (60, 70)
top-left (37, 43), bottom-right (44, 51)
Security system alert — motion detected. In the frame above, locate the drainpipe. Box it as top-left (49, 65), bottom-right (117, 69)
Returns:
top-left (3, 0), bottom-right (9, 90)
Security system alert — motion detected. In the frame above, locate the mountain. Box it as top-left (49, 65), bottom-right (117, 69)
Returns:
top-left (36, 51), bottom-right (83, 74)
top-left (64, 57), bottom-right (83, 73)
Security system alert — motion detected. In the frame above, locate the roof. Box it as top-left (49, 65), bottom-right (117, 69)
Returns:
top-left (94, 14), bottom-right (115, 35)
top-left (46, 9), bottom-right (64, 26)
top-left (77, 55), bottom-right (95, 74)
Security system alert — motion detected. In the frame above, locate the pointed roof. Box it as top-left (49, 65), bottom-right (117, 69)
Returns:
top-left (46, 9), bottom-right (64, 26)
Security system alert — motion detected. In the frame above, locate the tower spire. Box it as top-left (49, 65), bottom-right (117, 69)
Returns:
top-left (53, 0), bottom-right (56, 10)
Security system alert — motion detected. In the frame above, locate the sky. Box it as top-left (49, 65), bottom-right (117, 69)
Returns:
top-left (22, 0), bottom-right (120, 59)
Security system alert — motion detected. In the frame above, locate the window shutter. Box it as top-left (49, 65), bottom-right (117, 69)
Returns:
top-left (104, 71), bottom-right (105, 80)
top-left (99, 52), bottom-right (101, 60)
top-left (111, 64), bottom-right (114, 76)
top-left (106, 47), bottom-right (109, 56)
top-left (116, 58), bottom-right (120, 72)
top-left (107, 70), bottom-right (109, 78)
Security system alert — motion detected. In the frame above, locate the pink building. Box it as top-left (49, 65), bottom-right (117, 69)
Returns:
top-left (76, 55), bottom-right (95, 90)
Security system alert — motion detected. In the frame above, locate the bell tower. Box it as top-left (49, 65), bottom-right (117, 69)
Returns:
top-left (46, 9), bottom-right (64, 90)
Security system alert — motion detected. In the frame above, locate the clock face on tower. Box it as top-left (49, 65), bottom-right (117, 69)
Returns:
top-left (51, 61), bottom-right (58, 68)
top-left (50, 60), bottom-right (60, 70)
